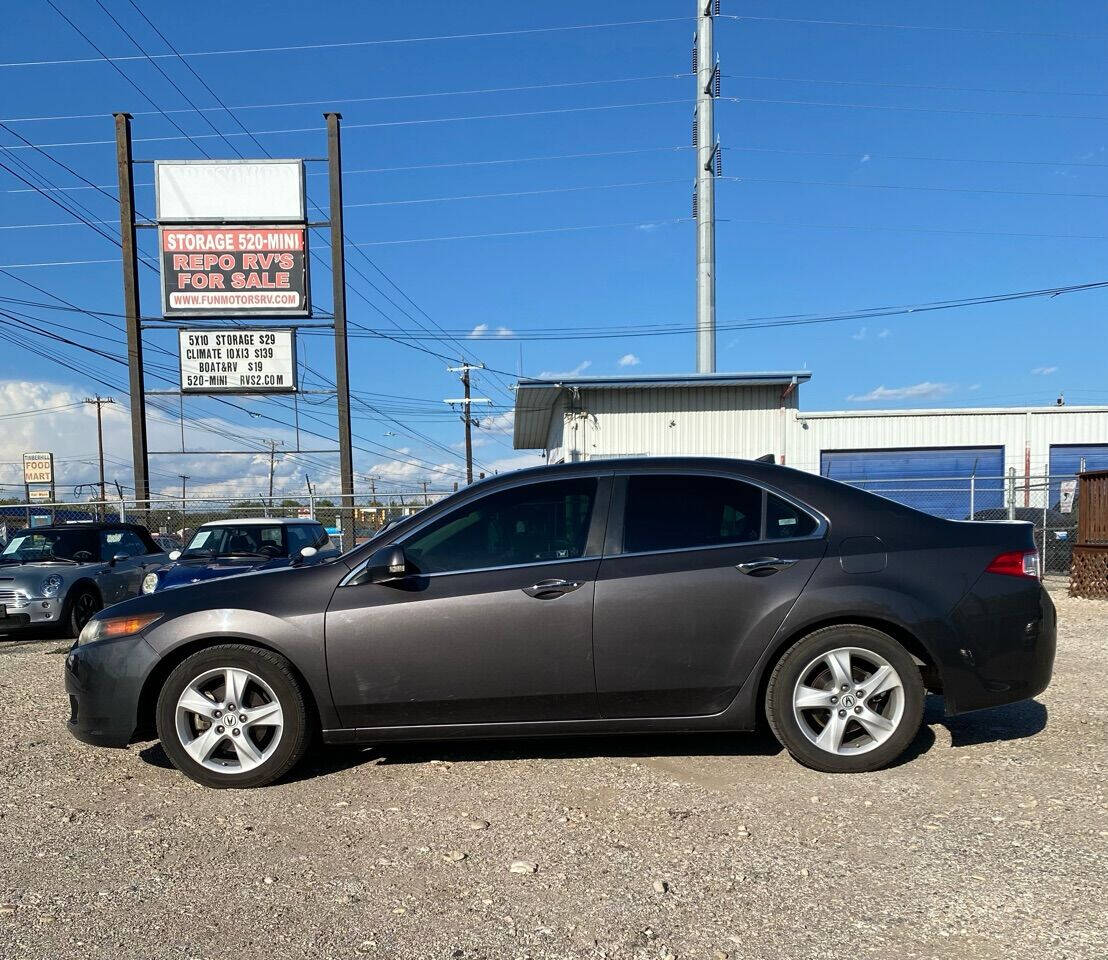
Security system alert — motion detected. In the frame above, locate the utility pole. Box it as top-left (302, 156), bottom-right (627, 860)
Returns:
top-left (445, 364), bottom-right (492, 485)
top-left (265, 439), bottom-right (282, 512)
top-left (84, 395), bottom-right (114, 515)
top-left (422, 480), bottom-right (429, 506)
top-left (178, 474), bottom-right (189, 537)
top-left (325, 112), bottom-right (356, 550)
top-left (694, 0), bottom-right (720, 373)
top-left (113, 113), bottom-right (150, 507)
top-left (305, 474), bottom-right (315, 520)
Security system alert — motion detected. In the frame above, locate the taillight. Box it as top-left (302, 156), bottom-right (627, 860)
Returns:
top-left (986, 550), bottom-right (1040, 579)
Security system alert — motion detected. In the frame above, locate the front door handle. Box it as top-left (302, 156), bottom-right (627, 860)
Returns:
top-left (736, 557), bottom-right (798, 576)
top-left (522, 578), bottom-right (582, 599)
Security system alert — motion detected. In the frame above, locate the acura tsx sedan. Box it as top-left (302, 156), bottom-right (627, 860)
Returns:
top-left (64, 459), bottom-right (1055, 788)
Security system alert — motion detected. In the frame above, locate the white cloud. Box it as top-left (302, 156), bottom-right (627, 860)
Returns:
top-left (877, 328), bottom-right (891, 338)
top-left (616, 353), bottom-right (641, 367)
top-left (847, 381), bottom-right (955, 403)
top-left (467, 323), bottom-right (489, 339)
top-left (851, 327), bottom-right (868, 341)
top-left (1031, 365), bottom-right (1058, 375)
top-left (860, 153), bottom-right (871, 163)
top-left (537, 360), bottom-right (592, 379)
top-left (496, 326), bottom-right (513, 337)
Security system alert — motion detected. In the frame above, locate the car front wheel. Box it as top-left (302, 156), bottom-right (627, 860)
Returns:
top-left (65, 588), bottom-right (101, 638)
top-left (155, 644), bottom-right (311, 788)
top-left (765, 625), bottom-right (925, 773)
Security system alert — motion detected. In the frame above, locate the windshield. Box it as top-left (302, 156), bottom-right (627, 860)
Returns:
top-left (0, 529), bottom-right (98, 563)
top-left (182, 525), bottom-right (287, 558)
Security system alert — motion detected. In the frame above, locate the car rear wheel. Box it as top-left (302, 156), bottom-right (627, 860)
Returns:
top-left (65, 588), bottom-right (100, 638)
top-left (765, 625), bottom-right (925, 773)
top-left (155, 644), bottom-right (311, 788)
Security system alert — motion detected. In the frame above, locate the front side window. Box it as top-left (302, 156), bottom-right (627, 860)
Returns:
top-left (1, 529), bottom-right (97, 563)
top-left (286, 524), bottom-right (324, 555)
top-left (403, 478), bottom-right (597, 574)
top-left (623, 474), bottom-right (763, 553)
top-left (99, 529), bottom-right (148, 560)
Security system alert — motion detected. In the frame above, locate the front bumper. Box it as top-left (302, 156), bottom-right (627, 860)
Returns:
top-left (0, 597), bottom-right (61, 629)
top-left (64, 632), bottom-right (160, 747)
top-left (945, 579), bottom-right (1056, 715)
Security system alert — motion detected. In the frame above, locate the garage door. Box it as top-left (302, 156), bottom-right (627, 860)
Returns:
top-left (820, 446), bottom-right (1004, 519)
top-left (1048, 444), bottom-right (1108, 506)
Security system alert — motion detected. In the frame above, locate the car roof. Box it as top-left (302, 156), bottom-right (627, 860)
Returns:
top-left (11, 522), bottom-right (149, 533)
top-left (198, 518), bottom-right (319, 527)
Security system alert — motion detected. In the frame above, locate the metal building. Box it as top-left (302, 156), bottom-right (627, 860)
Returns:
top-left (512, 372), bottom-right (1108, 516)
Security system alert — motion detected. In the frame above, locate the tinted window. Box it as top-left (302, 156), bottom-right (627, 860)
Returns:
top-left (403, 478), bottom-right (597, 574)
top-left (623, 475), bottom-right (762, 553)
top-left (766, 493), bottom-right (818, 539)
top-left (184, 525), bottom-right (286, 556)
top-left (287, 524), bottom-right (322, 555)
top-left (2, 529), bottom-right (97, 562)
top-left (100, 529), bottom-right (146, 561)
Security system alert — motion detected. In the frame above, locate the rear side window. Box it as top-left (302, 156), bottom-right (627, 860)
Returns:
top-left (766, 492), bottom-right (818, 539)
top-left (623, 475), bottom-right (762, 553)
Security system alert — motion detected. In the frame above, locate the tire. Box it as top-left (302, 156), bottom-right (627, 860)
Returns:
top-left (765, 625), bottom-right (925, 774)
top-left (65, 587), bottom-right (101, 638)
top-left (155, 644), bottom-right (311, 789)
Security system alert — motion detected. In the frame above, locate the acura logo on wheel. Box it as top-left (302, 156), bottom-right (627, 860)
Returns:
top-left (840, 694), bottom-right (856, 709)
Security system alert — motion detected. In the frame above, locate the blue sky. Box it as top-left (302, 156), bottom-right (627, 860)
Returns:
top-left (3, 1), bottom-right (1108, 497)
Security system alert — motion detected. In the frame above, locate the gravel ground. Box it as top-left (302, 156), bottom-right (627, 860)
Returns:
top-left (1, 583), bottom-right (1105, 960)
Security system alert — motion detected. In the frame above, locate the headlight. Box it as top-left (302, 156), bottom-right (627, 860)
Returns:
top-left (142, 572), bottom-right (160, 594)
top-left (78, 612), bottom-right (162, 646)
top-left (40, 575), bottom-right (64, 598)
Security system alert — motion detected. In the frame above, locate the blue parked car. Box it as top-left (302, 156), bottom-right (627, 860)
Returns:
top-left (142, 518), bottom-right (339, 594)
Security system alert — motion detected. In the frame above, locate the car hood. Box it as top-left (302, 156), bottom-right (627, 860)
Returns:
top-left (0, 561), bottom-right (105, 590)
top-left (157, 556), bottom-right (291, 590)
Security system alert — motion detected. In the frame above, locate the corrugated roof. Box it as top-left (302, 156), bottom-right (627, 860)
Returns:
top-left (513, 371), bottom-right (811, 449)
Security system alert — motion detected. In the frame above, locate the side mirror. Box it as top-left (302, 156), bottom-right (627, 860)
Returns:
top-left (168, 550), bottom-right (182, 561)
top-left (299, 546), bottom-right (318, 559)
top-left (365, 544), bottom-right (408, 584)
top-left (111, 552), bottom-right (129, 566)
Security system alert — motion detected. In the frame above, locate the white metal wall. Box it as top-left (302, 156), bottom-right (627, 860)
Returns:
top-left (785, 406), bottom-right (1108, 478)
top-left (543, 385), bottom-right (796, 463)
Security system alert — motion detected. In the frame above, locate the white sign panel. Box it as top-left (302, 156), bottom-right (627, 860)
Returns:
top-left (156, 160), bottom-right (305, 223)
top-left (28, 489), bottom-right (52, 502)
top-left (179, 329), bottom-right (297, 393)
top-left (1059, 479), bottom-right (1077, 514)
top-left (23, 452), bottom-right (54, 485)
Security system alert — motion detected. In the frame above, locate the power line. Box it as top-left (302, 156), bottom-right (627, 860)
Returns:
top-left (723, 95), bottom-right (1108, 124)
top-left (2, 145), bottom-right (695, 195)
top-left (0, 17), bottom-right (690, 69)
top-left (1, 74), bottom-right (692, 124)
top-left (0, 99), bottom-right (693, 152)
top-left (724, 14), bottom-right (1108, 43)
top-left (351, 217), bottom-right (692, 246)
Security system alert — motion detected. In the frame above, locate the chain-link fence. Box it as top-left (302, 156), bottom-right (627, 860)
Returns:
top-left (2, 472), bottom-right (1078, 574)
top-left (833, 472), bottom-right (1077, 576)
top-left (0, 492), bottom-right (448, 553)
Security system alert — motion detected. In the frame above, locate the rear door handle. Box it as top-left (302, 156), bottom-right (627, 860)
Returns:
top-left (522, 578), bottom-right (582, 599)
top-left (736, 557), bottom-right (798, 576)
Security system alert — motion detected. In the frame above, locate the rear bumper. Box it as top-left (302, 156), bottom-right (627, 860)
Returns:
top-left (64, 633), bottom-right (158, 747)
top-left (945, 578), bottom-right (1056, 715)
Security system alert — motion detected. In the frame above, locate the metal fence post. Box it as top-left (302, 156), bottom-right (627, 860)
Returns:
top-left (969, 474), bottom-right (976, 519)
top-left (1007, 467), bottom-right (1016, 520)
top-left (1042, 467), bottom-right (1049, 571)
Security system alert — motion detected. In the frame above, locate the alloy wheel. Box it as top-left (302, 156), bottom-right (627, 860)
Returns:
top-left (791, 646), bottom-right (905, 756)
top-left (174, 667), bottom-right (284, 774)
top-left (73, 593), bottom-right (98, 631)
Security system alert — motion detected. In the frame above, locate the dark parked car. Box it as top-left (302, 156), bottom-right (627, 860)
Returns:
top-left (64, 459), bottom-right (1055, 788)
top-left (142, 518), bottom-right (338, 594)
top-left (1, 522), bottom-right (167, 635)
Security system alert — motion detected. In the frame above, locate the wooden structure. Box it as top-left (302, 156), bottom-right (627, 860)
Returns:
top-left (1069, 469), bottom-right (1108, 598)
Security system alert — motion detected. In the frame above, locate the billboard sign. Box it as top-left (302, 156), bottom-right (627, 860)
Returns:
top-left (155, 159), bottom-right (305, 223)
top-left (179, 328), bottom-right (297, 394)
top-left (22, 452), bottom-right (54, 485)
top-left (159, 225), bottom-right (309, 317)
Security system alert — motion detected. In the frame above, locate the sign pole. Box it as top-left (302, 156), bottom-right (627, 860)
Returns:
top-left (114, 113), bottom-right (150, 512)
top-left (326, 112), bottom-right (355, 549)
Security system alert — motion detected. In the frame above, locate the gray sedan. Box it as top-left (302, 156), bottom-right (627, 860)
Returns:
top-left (0, 523), bottom-right (167, 636)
